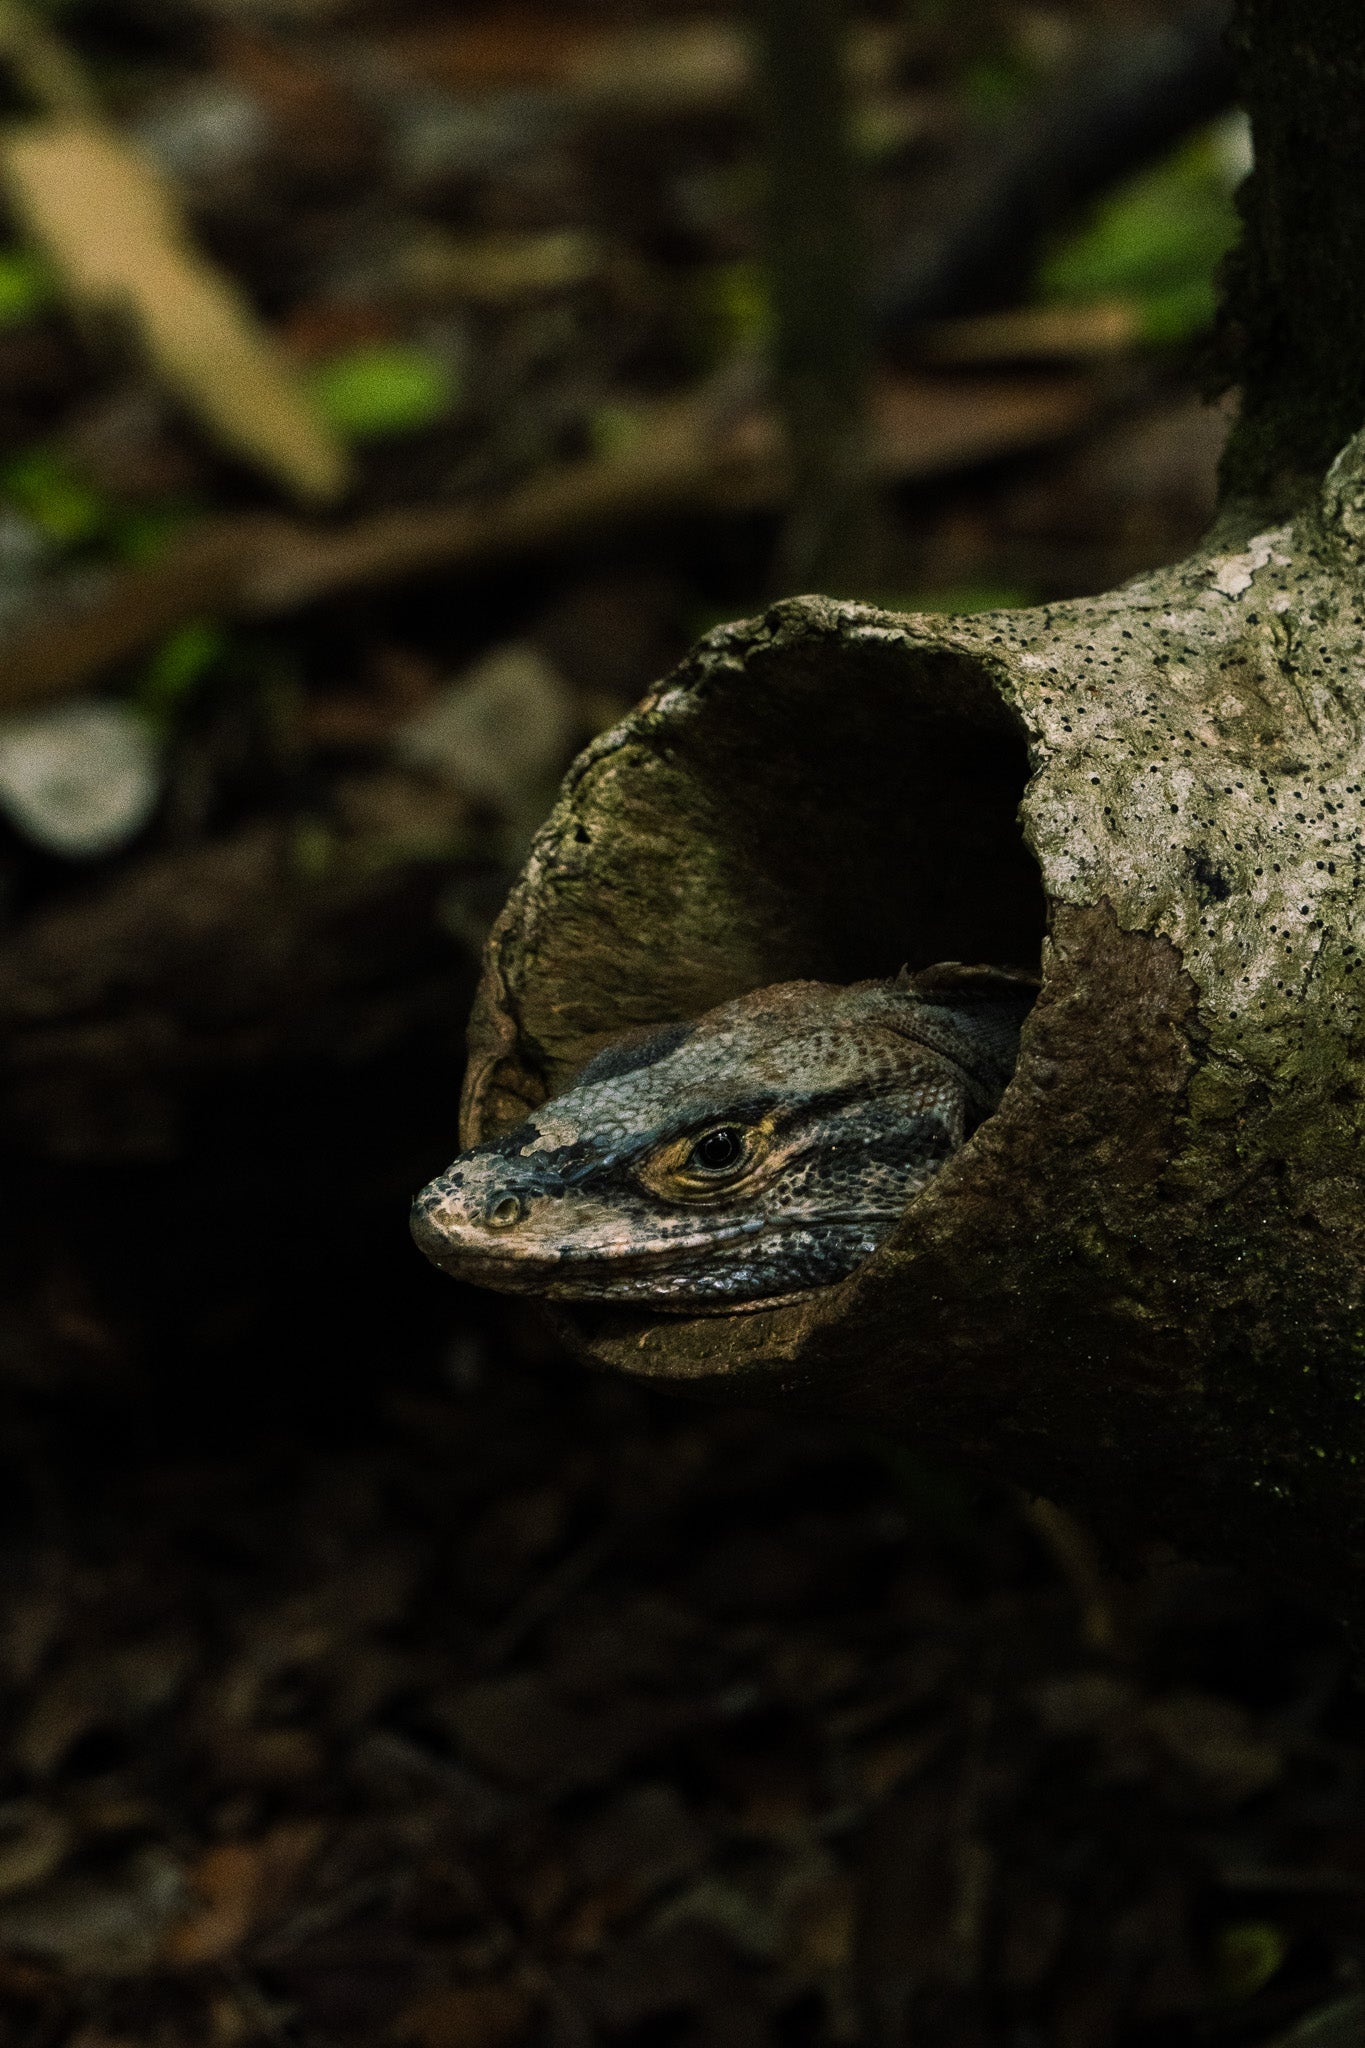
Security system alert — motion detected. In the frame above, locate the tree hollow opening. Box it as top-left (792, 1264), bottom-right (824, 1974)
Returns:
top-left (466, 610), bottom-right (1046, 1145)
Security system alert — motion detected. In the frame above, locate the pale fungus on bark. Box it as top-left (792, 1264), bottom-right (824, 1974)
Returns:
top-left (458, 427), bottom-right (1365, 1624)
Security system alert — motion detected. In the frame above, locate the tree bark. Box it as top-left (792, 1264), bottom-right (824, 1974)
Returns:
top-left (748, 0), bottom-right (872, 594)
top-left (1215, 4), bottom-right (1365, 511)
top-left (458, 6), bottom-right (1365, 1630)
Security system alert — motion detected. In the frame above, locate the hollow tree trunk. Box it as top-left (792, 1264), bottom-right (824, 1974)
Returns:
top-left (457, 6), bottom-right (1365, 1629)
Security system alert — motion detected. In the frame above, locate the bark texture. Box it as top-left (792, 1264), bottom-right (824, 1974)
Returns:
top-left (461, 438), bottom-right (1365, 1622)
top-left (1216, 3), bottom-right (1365, 509)
top-left (748, 0), bottom-right (871, 592)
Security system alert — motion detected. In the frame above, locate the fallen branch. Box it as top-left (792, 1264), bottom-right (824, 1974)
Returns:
top-left (0, 368), bottom-right (1106, 709)
top-left (915, 300), bottom-right (1143, 366)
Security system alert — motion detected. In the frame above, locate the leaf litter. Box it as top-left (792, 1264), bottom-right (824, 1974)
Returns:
top-left (0, 1335), bottom-right (1359, 2045)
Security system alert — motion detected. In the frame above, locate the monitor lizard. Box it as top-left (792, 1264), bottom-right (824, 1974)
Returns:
top-left (410, 964), bottom-right (1034, 1313)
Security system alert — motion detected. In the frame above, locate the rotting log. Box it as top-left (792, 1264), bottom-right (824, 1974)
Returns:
top-left (458, 446), bottom-right (1365, 1625)
top-left (451, 2), bottom-right (1365, 1627)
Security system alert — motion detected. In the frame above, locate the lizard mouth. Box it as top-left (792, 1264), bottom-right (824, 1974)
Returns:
top-left (409, 1196), bottom-right (769, 1286)
top-left (411, 1181), bottom-right (913, 1305)
top-left (618, 1210), bottom-right (913, 1311)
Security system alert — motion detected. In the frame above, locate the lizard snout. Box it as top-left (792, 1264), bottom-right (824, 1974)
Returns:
top-left (409, 1162), bottom-right (544, 1280)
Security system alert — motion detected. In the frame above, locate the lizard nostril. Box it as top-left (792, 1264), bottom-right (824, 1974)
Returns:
top-left (486, 1195), bottom-right (524, 1229)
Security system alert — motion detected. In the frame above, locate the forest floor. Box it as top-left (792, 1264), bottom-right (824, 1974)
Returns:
top-left (2, 1308), bottom-right (1364, 2048)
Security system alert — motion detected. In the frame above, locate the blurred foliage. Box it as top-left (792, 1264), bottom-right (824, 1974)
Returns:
top-left (962, 51), bottom-right (1035, 114)
top-left (288, 814), bottom-right (337, 881)
top-left (2, 446), bottom-right (198, 563)
top-left (1212, 1920), bottom-right (1288, 2004)
top-left (589, 399), bottom-right (653, 459)
top-left (854, 100), bottom-right (916, 163)
top-left (4, 120), bottom-right (349, 502)
top-left (2, 445), bottom-right (106, 544)
top-left (0, 244), bottom-right (52, 323)
top-left (1037, 123), bottom-right (1241, 344)
top-left (697, 258), bottom-right (772, 361)
top-left (112, 501), bottom-right (200, 565)
top-left (308, 342), bottom-right (461, 443)
top-left (132, 619), bottom-right (226, 731)
top-left (876, 584), bottom-right (1036, 615)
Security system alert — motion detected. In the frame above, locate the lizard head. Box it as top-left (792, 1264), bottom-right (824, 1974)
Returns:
top-left (411, 972), bottom-right (1031, 1312)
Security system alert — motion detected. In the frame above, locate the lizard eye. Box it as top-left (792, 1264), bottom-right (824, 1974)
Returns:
top-left (639, 1118), bottom-right (772, 1200)
top-left (687, 1126), bottom-right (746, 1173)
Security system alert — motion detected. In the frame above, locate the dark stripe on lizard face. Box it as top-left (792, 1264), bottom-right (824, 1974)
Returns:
top-left (466, 1086), bottom-right (827, 1192)
top-left (644, 1081), bottom-right (888, 1153)
top-left (469, 1074), bottom-right (952, 1208)
top-left (572, 1020), bottom-right (695, 1087)
top-left (511, 1083), bottom-right (894, 1191)
top-left (852, 1119), bottom-right (956, 1170)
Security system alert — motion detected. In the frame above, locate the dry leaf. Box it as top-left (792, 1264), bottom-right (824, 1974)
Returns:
top-left (16, 1635), bottom-right (194, 1777)
top-left (0, 370), bottom-right (1105, 710)
top-left (1141, 1690), bottom-right (1282, 1804)
top-left (0, 1804), bottom-right (72, 1897)
top-left (0, 1847), bottom-right (185, 1976)
top-left (389, 1981), bottom-right (533, 2048)
top-left (164, 1823), bottom-right (323, 1966)
top-left (916, 299), bottom-right (1143, 366)
top-left (0, 119), bottom-right (348, 504)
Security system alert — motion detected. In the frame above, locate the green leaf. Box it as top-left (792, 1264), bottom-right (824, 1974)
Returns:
top-left (308, 343), bottom-right (460, 442)
top-left (1212, 1920), bottom-right (1287, 2003)
top-left (697, 260), bottom-right (772, 359)
top-left (962, 53), bottom-right (1034, 114)
top-left (1, 449), bottom-right (203, 566)
top-left (0, 247), bottom-right (54, 325)
top-left (109, 502), bottom-right (201, 565)
top-left (289, 816), bottom-right (336, 880)
top-left (2, 449), bottom-right (109, 545)
top-left (590, 401), bottom-right (671, 461)
top-left (1136, 277), bottom-right (1220, 346)
top-left (1036, 123), bottom-right (1241, 344)
top-left (133, 620), bottom-right (227, 729)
